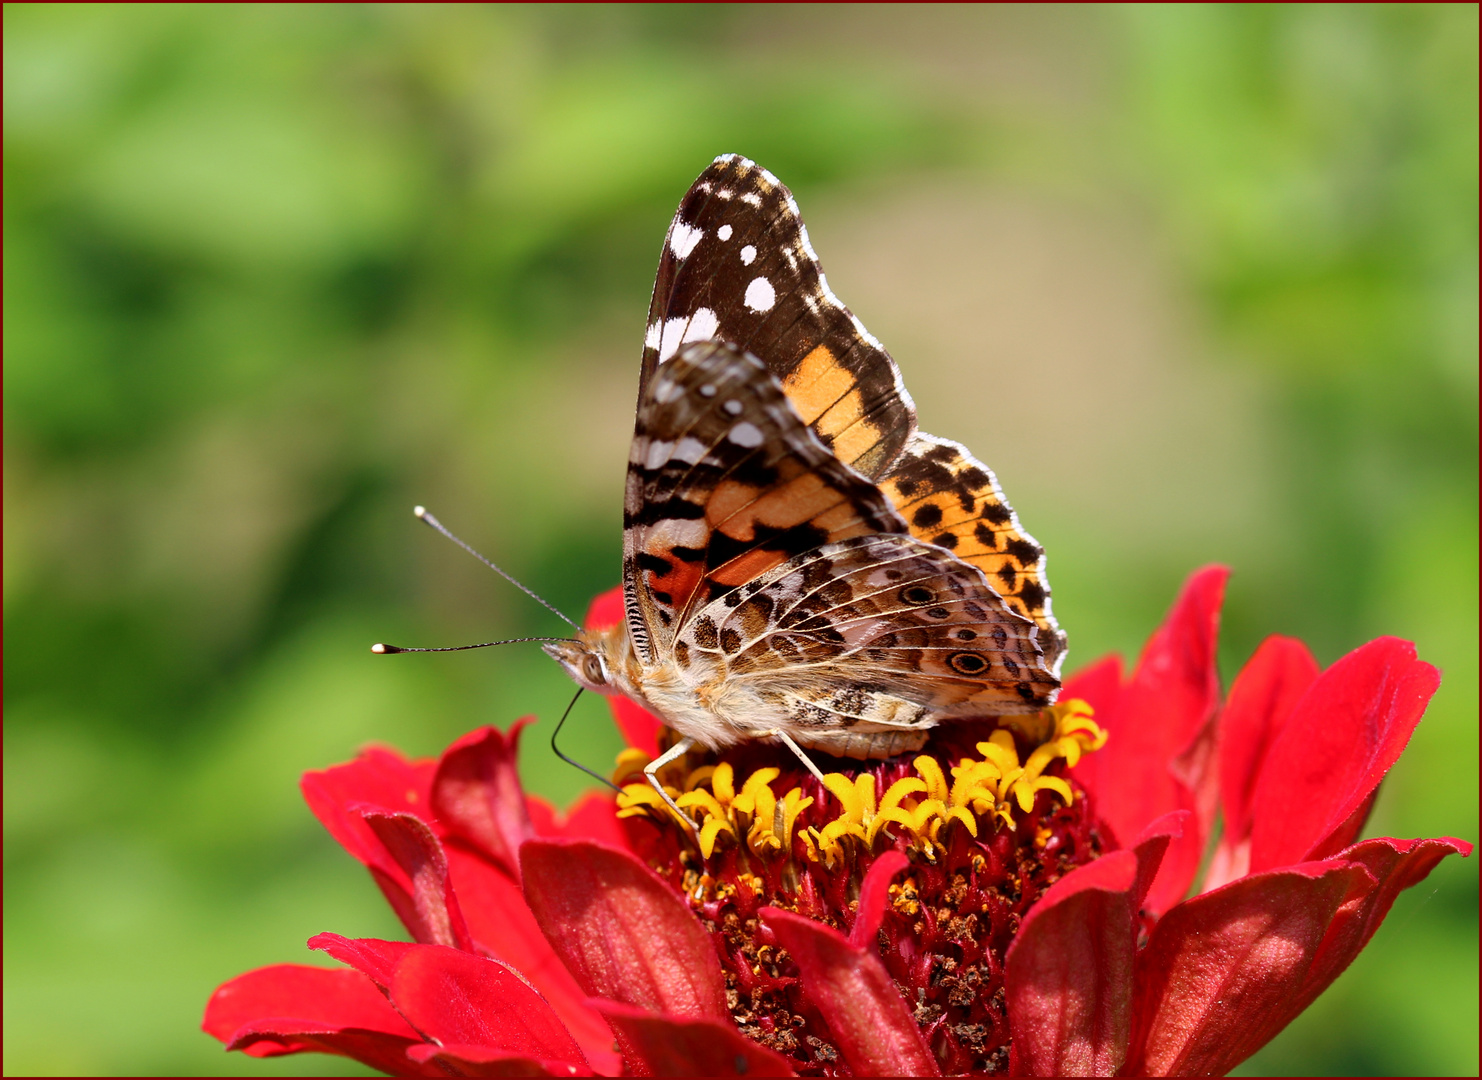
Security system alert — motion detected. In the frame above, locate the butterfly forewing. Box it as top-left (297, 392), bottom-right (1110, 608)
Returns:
top-left (641, 154), bottom-right (916, 480)
top-left (623, 341), bottom-right (908, 664)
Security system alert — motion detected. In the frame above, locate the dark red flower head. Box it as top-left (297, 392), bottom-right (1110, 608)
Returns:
top-left (205, 567), bottom-right (1468, 1076)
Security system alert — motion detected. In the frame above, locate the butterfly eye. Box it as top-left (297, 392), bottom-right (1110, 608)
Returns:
top-left (949, 652), bottom-right (989, 675)
top-left (582, 654), bottom-right (606, 686)
top-left (899, 585), bottom-right (934, 605)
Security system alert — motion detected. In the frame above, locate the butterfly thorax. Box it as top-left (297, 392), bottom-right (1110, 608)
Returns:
top-left (547, 623), bottom-right (795, 753)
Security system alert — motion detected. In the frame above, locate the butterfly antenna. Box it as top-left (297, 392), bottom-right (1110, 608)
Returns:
top-left (413, 506), bottom-right (579, 629)
top-left (372, 636), bottom-right (578, 654)
top-left (550, 687), bottom-right (621, 793)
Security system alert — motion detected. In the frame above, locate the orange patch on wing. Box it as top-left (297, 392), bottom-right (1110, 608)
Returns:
top-left (782, 346), bottom-right (855, 424)
top-left (645, 553), bottom-right (703, 606)
top-left (708, 548), bottom-right (789, 588)
top-left (713, 472), bottom-right (872, 546)
top-left (824, 412), bottom-right (883, 469)
top-left (706, 480), bottom-right (764, 531)
top-left (745, 473), bottom-right (838, 530)
top-left (783, 346), bottom-right (882, 471)
top-left (809, 503), bottom-right (876, 538)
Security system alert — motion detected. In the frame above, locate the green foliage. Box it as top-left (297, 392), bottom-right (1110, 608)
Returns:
top-left (5, 6), bottom-right (1474, 1076)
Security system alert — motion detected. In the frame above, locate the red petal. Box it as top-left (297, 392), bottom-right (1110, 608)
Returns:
top-left (609, 696), bottom-right (663, 758)
top-left (389, 944), bottom-right (590, 1069)
top-left (1309, 786), bottom-right (1379, 864)
top-left (584, 587), bottom-right (663, 755)
top-left (1004, 813), bottom-right (1180, 1079)
top-left (528, 790), bottom-right (632, 850)
top-left (224, 1023), bottom-right (436, 1075)
top-left (308, 933), bottom-right (415, 990)
top-left (433, 722), bottom-right (537, 881)
top-left (407, 1042), bottom-right (591, 1076)
top-left (1321, 835), bottom-right (1472, 967)
top-left (445, 844), bottom-right (622, 1075)
top-left (584, 585), bottom-right (626, 630)
top-left (205, 963), bottom-right (419, 1043)
top-left (556, 790), bottom-right (632, 849)
top-left (1005, 852), bottom-right (1135, 1078)
top-left (358, 808), bottom-right (475, 950)
top-left (1130, 811), bottom-right (1189, 908)
top-left (1249, 637), bottom-right (1440, 871)
top-left (1060, 654), bottom-right (1124, 721)
top-left (204, 963), bottom-right (425, 1073)
top-left (588, 999), bottom-right (796, 1077)
top-left (762, 906), bottom-right (939, 1077)
top-left (1129, 859), bottom-right (1374, 1075)
top-left (849, 850), bottom-right (908, 948)
top-left (1072, 567), bottom-right (1226, 912)
top-left (1134, 836), bottom-right (1470, 1075)
top-left (1218, 636), bottom-right (1320, 847)
top-left (520, 838), bottom-right (728, 1022)
top-left (300, 747), bottom-right (437, 874)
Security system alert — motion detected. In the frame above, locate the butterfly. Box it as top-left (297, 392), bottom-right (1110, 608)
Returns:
top-left (545, 154), bottom-right (1065, 803)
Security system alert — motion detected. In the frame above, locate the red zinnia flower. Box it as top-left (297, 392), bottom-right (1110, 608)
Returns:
top-left (203, 566), bottom-right (1468, 1076)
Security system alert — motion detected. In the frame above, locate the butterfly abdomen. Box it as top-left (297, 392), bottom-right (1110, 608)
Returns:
top-left (794, 729), bottom-right (931, 762)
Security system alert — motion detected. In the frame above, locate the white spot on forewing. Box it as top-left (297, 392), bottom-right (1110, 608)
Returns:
top-left (673, 436), bottom-right (708, 464)
top-left (685, 307), bottom-right (719, 346)
top-left (656, 308), bottom-right (720, 362)
top-left (740, 245), bottom-right (757, 265)
top-left (718, 224), bottom-right (733, 241)
top-left (728, 422), bottom-right (764, 448)
top-left (644, 321), bottom-right (660, 351)
top-left (744, 276), bottom-right (775, 312)
top-left (643, 440), bottom-right (674, 469)
top-left (669, 220), bottom-right (704, 258)
top-left (740, 192), bottom-right (762, 206)
top-left (723, 399), bottom-right (743, 415)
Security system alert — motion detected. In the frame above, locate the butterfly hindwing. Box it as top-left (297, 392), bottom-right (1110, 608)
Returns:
top-left (642, 154), bottom-right (916, 480)
top-left (677, 534), bottom-right (1059, 723)
top-left (623, 341), bottom-right (908, 664)
top-left (880, 433), bottom-right (1066, 673)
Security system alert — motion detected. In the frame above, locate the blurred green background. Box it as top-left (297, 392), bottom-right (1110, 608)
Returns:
top-left (4, 5), bottom-right (1475, 1076)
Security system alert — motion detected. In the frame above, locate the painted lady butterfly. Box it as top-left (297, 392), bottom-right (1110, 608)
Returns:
top-left (545, 155), bottom-right (1065, 798)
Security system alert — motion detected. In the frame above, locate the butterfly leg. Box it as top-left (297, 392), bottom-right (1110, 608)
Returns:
top-left (765, 729), bottom-right (831, 788)
top-left (643, 736), bottom-right (700, 838)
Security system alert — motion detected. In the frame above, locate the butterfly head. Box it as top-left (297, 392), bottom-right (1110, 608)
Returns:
top-left (543, 626), bottom-right (629, 696)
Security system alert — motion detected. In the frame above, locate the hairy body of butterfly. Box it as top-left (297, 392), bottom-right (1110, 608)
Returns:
top-left (545, 155), bottom-right (1064, 807)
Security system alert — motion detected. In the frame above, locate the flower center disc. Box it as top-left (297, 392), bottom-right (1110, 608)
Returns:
top-left (615, 703), bottom-right (1109, 1074)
